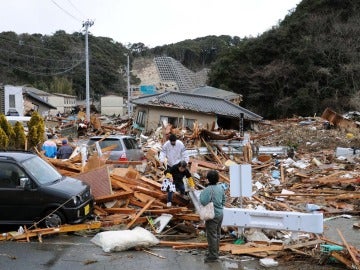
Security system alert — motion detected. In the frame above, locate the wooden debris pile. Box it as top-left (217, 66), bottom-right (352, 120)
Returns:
top-left (6, 111), bottom-right (360, 269)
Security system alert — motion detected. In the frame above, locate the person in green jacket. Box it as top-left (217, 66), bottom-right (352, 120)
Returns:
top-left (200, 170), bottom-right (226, 263)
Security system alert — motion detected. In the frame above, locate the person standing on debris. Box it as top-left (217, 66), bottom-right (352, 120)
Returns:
top-left (159, 134), bottom-right (189, 169)
top-left (200, 170), bottom-right (226, 263)
top-left (162, 160), bottom-right (195, 207)
top-left (56, 139), bottom-right (73, 159)
top-left (42, 140), bottom-right (57, 158)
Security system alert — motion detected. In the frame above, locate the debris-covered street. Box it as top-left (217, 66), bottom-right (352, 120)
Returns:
top-left (1, 107), bottom-right (360, 270)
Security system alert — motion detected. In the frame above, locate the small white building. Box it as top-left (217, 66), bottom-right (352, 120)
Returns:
top-left (1, 85), bottom-right (57, 117)
top-left (3, 85), bottom-right (24, 116)
top-left (101, 95), bottom-right (124, 116)
top-left (48, 93), bottom-right (77, 115)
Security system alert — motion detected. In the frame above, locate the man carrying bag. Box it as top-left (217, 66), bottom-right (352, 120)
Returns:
top-left (200, 170), bottom-right (226, 263)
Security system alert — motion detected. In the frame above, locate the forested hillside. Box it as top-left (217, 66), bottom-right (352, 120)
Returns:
top-left (0, 30), bottom-right (129, 99)
top-left (208, 0), bottom-right (360, 118)
top-left (1, 0), bottom-right (360, 119)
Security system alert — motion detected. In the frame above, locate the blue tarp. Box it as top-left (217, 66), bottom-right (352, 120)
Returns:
top-left (140, 85), bottom-right (156, 95)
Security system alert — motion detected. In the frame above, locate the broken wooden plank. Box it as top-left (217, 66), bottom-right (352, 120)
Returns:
top-left (172, 243), bottom-right (208, 249)
top-left (95, 191), bottom-right (134, 203)
top-left (336, 228), bottom-right (360, 269)
top-left (230, 244), bottom-right (284, 255)
top-left (126, 198), bottom-right (156, 229)
top-left (159, 240), bottom-right (207, 247)
top-left (284, 239), bottom-right (324, 250)
top-left (190, 156), bottom-right (225, 170)
top-left (0, 222), bottom-right (102, 241)
top-left (331, 252), bottom-right (354, 269)
top-left (103, 208), bottom-right (137, 214)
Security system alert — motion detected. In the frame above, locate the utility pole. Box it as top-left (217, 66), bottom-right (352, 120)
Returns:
top-left (126, 54), bottom-right (132, 118)
top-left (83, 19), bottom-right (94, 122)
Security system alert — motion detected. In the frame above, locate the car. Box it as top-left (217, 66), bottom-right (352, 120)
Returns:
top-left (0, 151), bottom-right (94, 227)
top-left (87, 135), bottom-right (145, 162)
top-left (6, 108), bottom-right (20, 116)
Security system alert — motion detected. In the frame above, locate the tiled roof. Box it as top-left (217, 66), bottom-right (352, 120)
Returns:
top-left (131, 91), bottom-right (262, 121)
top-left (22, 86), bottom-right (51, 96)
top-left (24, 91), bottom-right (57, 109)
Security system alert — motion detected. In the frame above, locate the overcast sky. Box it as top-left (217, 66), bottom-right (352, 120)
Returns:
top-left (0, 0), bottom-right (302, 48)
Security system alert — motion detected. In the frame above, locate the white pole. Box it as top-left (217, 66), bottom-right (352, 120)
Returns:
top-left (83, 20), bottom-right (94, 122)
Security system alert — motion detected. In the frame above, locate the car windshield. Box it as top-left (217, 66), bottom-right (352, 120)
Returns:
top-left (22, 155), bottom-right (62, 184)
top-left (89, 138), bottom-right (123, 151)
top-left (123, 138), bottom-right (139, 149)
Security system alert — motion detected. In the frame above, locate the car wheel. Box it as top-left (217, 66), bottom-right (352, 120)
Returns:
top-left (43, 210), bottom-right (66, 228)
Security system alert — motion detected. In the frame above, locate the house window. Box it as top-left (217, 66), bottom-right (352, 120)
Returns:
top-left (136, 111), bottom-right (146, 127)
top-left (160, 116), bottom-right (178, 127)
top-left (180, 118), bottom-right (196, 129)
top-left (9, 95), bottom-right (15, 108)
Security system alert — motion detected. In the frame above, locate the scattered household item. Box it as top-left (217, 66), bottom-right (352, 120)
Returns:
top-left (259, 258), bottom-right (279, 267)
top-left (152, 213), bottom-right (173, 233)
top-left (336, 147), bottom-right (360, 158)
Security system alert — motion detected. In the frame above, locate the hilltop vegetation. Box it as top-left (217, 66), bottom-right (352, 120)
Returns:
top-left (0, 30), bottom-right (129, 99)
top-left (208, 0), bottom-right (360, 118)
top-left (1, 0), bottom-right (360, 119)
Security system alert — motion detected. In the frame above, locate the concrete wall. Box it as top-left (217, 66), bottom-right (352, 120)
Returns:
top-left (48, 95), bottom-right (64, 115)
top-left (101, 95), bottom-right (124, 116)
top-left (4, 85), bottom-right (24, 116)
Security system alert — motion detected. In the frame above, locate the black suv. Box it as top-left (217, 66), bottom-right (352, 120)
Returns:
top-left (0, 151), bottom-right (94, 227)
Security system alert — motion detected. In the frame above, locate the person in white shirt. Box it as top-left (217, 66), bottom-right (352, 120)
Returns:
top-left (159, 134), bottom-right (189, 168)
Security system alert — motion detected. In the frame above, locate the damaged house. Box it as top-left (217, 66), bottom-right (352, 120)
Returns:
top-left (131, 90), bottom-right (262, 132)
top-left (0, 85), bottom-right (56, 117)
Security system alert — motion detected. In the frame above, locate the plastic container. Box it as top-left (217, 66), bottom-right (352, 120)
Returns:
top-left (320, 244), bottom-right (344, 254)
top-left (336, 147), bottom-right (360, 157)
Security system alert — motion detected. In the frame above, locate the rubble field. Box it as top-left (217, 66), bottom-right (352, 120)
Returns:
top-left (2, 112), bottom-right (360, 270)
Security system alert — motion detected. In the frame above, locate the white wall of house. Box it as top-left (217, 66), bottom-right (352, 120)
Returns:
top-left (101, 95), bottom-right (124, 116)
top-left (4, 85), bottom-right (24, 116)
top-left (48, 94), bottom-right (77, 115)
top-left (48, 95), bottom-right (64, 115)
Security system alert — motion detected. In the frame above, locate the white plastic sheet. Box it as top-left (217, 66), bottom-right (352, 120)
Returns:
top-left (91, 227), bottom-right (159, 252)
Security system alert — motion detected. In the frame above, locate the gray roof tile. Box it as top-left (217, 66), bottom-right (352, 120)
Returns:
top-left (132, 91), bottom-right (262, 120)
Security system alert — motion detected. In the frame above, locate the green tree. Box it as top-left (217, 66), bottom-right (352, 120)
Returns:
top-left (0, 128), bottom-right (9, 149)
top-left (0, 114), bottom-right (15, 148)
top-left (28, 111), bottom-right (45, 149)
top-left (13, 121), bottom-right (26, 149)
top-left (49, 76), bottom-right (74, 95)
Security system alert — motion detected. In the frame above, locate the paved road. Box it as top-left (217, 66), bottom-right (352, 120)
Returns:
top-left (0, 215), bottom-right (357, 270)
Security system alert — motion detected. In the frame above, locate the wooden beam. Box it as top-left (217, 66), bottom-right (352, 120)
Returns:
top-left (95, 191), bottom-right (133, 203)
top-left (284, 239), bottom-right (324, 250)
top-left (230, 245), bottom-right (284, 255)
top-left (331, 252), bottom-right (354, 269)
top-left (126, 198), bottom-right (155, 229)
top-left (104, 208), bottom-right (137, 214)
top-left (0, 222), bottom-right (102, 242)
top-left (172, 243), bottom-right (208, 249)
top-left (336, 228), bottom-right (360, 269)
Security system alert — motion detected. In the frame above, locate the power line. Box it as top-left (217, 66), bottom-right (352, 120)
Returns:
top-left (0, 57), bottom-right (84, 76)
top-left (50, 0), bottom-right (82, 23)
top-left (66, 0), bottom-right (85, 19)
top-left (0, 58), bottom-right (84, 76)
